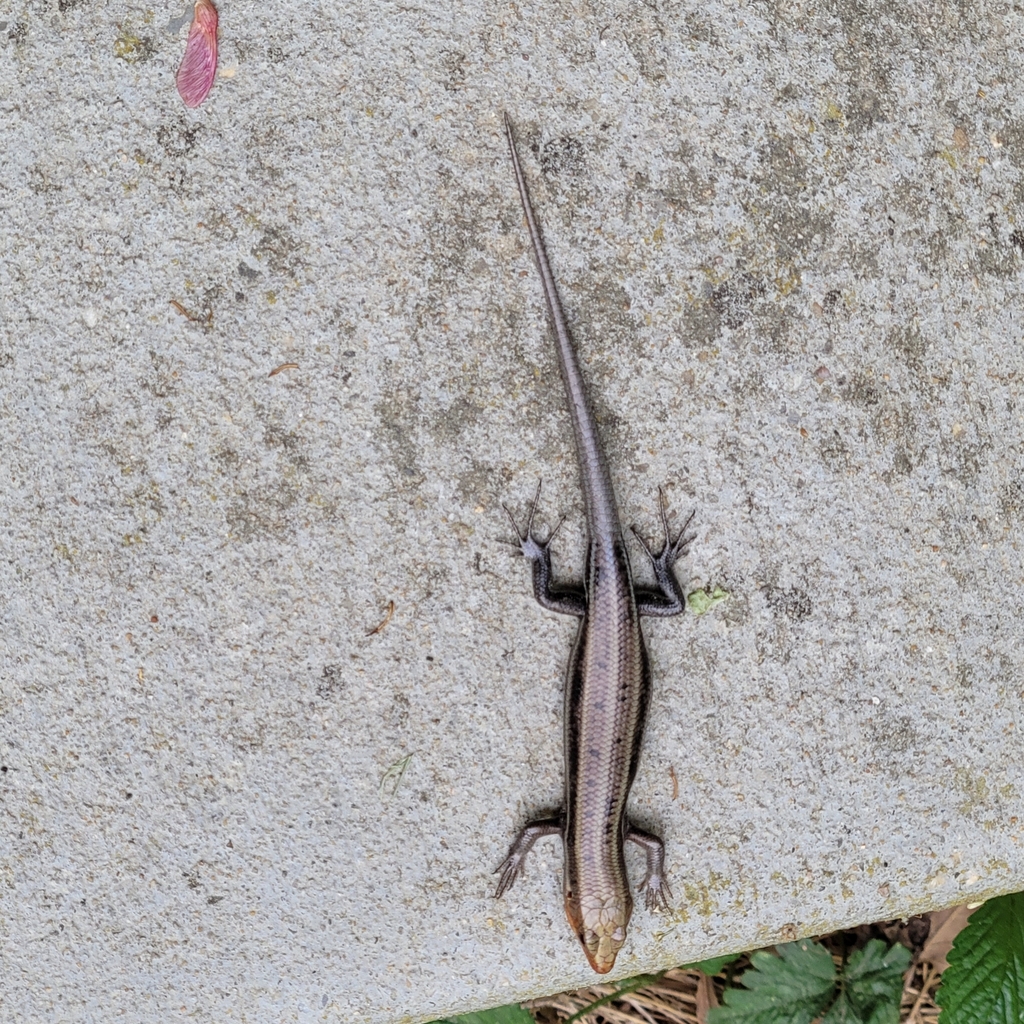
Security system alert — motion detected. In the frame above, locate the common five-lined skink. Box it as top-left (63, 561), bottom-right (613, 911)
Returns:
top-left (495, 114), bottom-right (695, 974)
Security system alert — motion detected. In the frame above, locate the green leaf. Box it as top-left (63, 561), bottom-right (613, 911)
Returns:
top-left (821, 939), bottom-right (910, 1024)
top-left (432, 1003), bottom-right (536, 1024)
top-left (379, 753), bottom-right (413, 797)
top-left (682, 953), bottom-right (744, 975)
top-left (936, 891), bottom-right (1024, 1024)
top-left (687, 586), bottom-right (729, 616)
top-left (707, 940), bottom-right (836, 1024)
top-left (708, 939), bottom-right (908, 1024)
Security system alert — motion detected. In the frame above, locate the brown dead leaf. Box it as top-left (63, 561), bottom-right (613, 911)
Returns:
top-left (919, 903), bottom-right (974, 972)
top-left (526, 967), bottom-right (703, 1024)
top-left (695, 973), bottom-right (718, 1024)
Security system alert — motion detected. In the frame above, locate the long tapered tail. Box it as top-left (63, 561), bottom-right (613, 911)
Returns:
top-left (504, 114), bottom-right (619, 537)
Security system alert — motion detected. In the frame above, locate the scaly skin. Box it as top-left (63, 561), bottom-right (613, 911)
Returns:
top-left (495, 115), bottom-right (695, 974)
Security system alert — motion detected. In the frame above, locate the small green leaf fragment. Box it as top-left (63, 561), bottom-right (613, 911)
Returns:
top-left (682, 953), bottom-right (744, 975)
top-left (707, 940), bottom-right (835, 1024)
top-left (113, 24), bottom-right (155, 63)
top-left (379, 753), bottom-right (412, 797)
top-left (687, 586), bottom-right (729, 616)
top-left (936, 891), bottom-right (1024, 1024)
top-left (442, 1004), bottom-right (536, 1024)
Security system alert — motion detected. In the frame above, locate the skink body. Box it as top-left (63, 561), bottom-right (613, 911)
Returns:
top-left (496, 115), bottom-right (695, 974)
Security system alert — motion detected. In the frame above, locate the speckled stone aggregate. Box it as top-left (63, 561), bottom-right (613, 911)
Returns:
top-left (2, 2), bottom-right (1023, 1022)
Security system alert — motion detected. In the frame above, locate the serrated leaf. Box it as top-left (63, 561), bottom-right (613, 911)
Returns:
top-left (707, 941), bottom-right (836, 1024)
top-left (682, 952), bottom-right (744, 975)
top-left (936, 891), bottom-right (1024, 1024)
top-left (820, 940), bottom-right (910, 1024)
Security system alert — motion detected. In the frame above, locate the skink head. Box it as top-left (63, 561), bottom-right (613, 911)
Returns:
top-left (565, 890), bottom-right (632, 974)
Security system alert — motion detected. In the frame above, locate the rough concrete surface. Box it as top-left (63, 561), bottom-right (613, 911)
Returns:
top-left (2, 0), bottom-right (1024, 1021)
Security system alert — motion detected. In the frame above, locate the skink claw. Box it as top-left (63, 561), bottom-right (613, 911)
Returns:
top-left (493, 854), bottom-right (523, 899)
top-left (503, 479), bottom-right (564, 559)
top-left (640, 872), bottom-right (672, 912)
top-left (631, 487), bottom-right (696, 571)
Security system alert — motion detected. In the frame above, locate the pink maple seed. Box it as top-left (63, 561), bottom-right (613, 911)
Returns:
top-left (176, 0), bottom-right (218, 108)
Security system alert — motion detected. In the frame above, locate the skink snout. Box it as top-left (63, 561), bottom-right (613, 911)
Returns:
top-left (567, 893), bottom-right (631, 974)
top-left (581, 924), bottom-right (627, 974)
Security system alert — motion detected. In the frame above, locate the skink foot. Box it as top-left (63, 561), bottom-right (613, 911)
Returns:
top-left (503, 482), bottom-right (585, 617)
top-left (632, 487), bottom-right (696, 618)
top-left (494, 816), bottom-right (563, 898)
top-left (627, 824), bottom-right (672, 911)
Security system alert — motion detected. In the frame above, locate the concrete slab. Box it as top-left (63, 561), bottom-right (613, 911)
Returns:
top-left (2, 0), bottom-right (1024, 1021)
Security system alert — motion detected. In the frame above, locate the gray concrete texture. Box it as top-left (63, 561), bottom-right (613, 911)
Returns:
top-left (2, 0), bottom-right (1023, 1020)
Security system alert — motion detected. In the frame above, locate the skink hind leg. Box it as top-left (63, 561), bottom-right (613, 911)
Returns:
top-left (494, 816), bottom-right (563, 897)
top-left (632, 487), bottom-right (696, 618)
top-left (503, 480), bottom-right (586, 617)
top-left (627, 825), bottom-right (672, 910)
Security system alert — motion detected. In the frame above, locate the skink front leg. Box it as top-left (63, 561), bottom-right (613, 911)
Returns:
top-left (504, 481), bottom-right (586, 617)
top-left (626, 825), bottom-right (672, 910)
top-left (494, 816), bottom-right (563, 897)
top-left (632, 487), bottom-right (696, 618)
